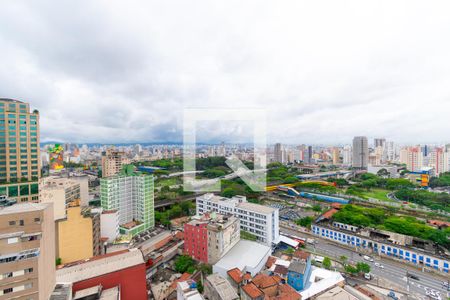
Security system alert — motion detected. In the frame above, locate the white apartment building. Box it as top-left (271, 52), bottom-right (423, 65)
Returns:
top-left (196, 194), bottom-right (279, 246)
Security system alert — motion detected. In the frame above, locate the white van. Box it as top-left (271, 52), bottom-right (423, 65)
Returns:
top-left (364, 273), bottom-right (372, 280)
top-left (363, 255), bottom-right (374, 262)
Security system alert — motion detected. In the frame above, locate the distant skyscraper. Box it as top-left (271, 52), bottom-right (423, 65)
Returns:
top-left (331, 148), bottom-right (340, 165)
top-left (342, 145), bottom-right (352, 165)
top-left (405, 146), bottom-right (423, 172)
top-left (429, 147), bottom-right (449, 176)
top-left (0, 98), bottom-right (40, 202)
top-left (304, 145), bottom-right (313, 164)
top-left (101, 149), bottom-right (130, 178)
top-left (374, 138), bottom-right (386, 148)
top-left (274, 143), bottom-right (284, 163)
top-left (352, 136), bottom-right (368, 170)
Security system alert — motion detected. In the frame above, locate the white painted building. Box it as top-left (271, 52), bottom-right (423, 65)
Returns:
top-left (312, 223), bottom-right (449, 274)
top-left (196, 194), bottom-right (279, 246)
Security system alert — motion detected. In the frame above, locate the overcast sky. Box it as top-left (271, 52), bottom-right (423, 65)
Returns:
top-left (1, 1), bottom-right (450, 145)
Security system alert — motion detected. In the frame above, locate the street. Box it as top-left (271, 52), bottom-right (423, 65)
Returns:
top-left (280, 227), bottom-right (450, 300)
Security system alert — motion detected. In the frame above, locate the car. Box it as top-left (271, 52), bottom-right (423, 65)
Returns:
top-left (364, 273), bottom-right (372, 280)
top-left (374, 263), bottom-right (385, 269)
top-left (407, 274), bottom-right (419, 280)
top-left (443, 281), bottom-right (449, 287)
top-left (363, 255), bottom-right (374, 262)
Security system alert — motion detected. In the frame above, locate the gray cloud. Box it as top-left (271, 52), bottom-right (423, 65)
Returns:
top-left (0, 0), bottom-right (450, 144)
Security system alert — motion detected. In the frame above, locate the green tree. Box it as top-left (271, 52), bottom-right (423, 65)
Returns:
top-left (323, 257), bottom-right (332, 269)
top-left (175, 255), bottom-right (195, 273)
top-left (296, 216), bottom-right (314, 229)
top-left (312, 204), bottom-right (322, 213)
top-left (377, 168), bottom-right (390, 178)
top-left (339, 255), bottom-right (348, 266)
top-left (345, 265), bottom-right (358, 274)
top-left (356, 262), bottom-right (371, 274)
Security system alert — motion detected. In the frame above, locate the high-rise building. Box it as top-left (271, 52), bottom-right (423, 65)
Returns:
top-left (331, 148), bottom-right (340, 165)
top-left (405, 146), bottom-right (423, 172)
top-left (352, 136), bottom-right (368, 170)
top-left (274, 143), bottom-right (284, 164)
top-left (429, 147), bottom-right (449, 176)
top-left (342, 145), bottom-right (352, 165)
top-left (100, 166), bottom-right (154, 236)
top-left (101, 149), bottom-right (130, 178)
top-left (0, 98), bottom-right (40, 202)
top-left (0, 202), bottom-right (55, 300)
top-left (374, 138), bottom-right (386, 148)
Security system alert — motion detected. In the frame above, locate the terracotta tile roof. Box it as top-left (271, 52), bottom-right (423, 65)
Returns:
top-left (271, 284), bottom-right (301, 300)
top-left (271, 275), bottom-right (282, 284)
top-left (174, 231), bottom-right (184, 240)
top-left (322, 208), bottom-right (338, 219)
top-left (170, 272), bottom-right (191, 290)
top-left (293, 250), bottom-right (310, 261)
top-left (253, 274), bottom-right (278, 289)
top-left (266, 256), bottom-right (277, 268)
top-left (242, 283), bottom-right (264, 299)
top-left (331, 203), bottom-right (342, 209)
top-left (274, 265), bottom-right (288, 276)
top-left (243, 273), bottom-right (252, 280)
top-left (428, 220), bottom-right (450, 227)
top-left (227, 267), bottom-right (243, 284)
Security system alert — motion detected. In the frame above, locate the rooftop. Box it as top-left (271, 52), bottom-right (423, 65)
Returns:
top-left (0, 202), bottom-right (51, 215)
top-left (242, 283), bottom-right (263, 299)
top-left (288, 261), bottom-right (307, 275)
top-left (213, 240), bottom-right (271, 274)
top-left (237, 201), bottom-right (277, 214)
top-left (56, 248), bottom-right (145, 283)
top-left (227, 267), bottom-right (243, 284)
top-left (299, 266), bottom-right (345, 300)
top-left (0, 98), bottom-right (25, 104)
top-left (205, 273), bottom-right (239, 300)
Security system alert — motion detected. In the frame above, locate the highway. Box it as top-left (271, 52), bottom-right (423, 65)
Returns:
top-left (280, 227), bottom-right (450, 300)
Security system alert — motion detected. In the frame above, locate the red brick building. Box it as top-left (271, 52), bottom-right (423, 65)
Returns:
top-left (56, 249), bottom-right (148, 300)
top-left (184, 219), bottom-right (208, 262)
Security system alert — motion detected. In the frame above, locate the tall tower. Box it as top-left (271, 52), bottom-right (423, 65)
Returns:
top-left (352, 136), bottom-right (368, 170)
top-left (0, 98), bottom-right (40, 202)
top-left (273, 143), bottom-right (284, 164)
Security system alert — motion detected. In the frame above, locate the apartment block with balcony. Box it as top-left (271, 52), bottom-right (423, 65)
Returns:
top-left (0, 202), bottom-right (55, 300)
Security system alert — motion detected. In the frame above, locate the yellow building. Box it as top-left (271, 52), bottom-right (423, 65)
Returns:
top-left (56, 205), bottom-right (100, 264)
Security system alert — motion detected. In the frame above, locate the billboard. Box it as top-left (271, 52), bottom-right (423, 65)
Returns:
top-left (49, 144), bottom-right (64, 172)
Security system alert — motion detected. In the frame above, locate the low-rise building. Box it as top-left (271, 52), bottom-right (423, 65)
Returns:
top-left (196, 194), bottom-right (279, 246)
top-left (312, 221), bottom-right (450, 274)
top-left (204, 273), bottom-right (239, 300)
top-left (177, 280), bottom-right (204, 300)
top-left (56, 248), bottom-right (147, 300)
top-left (213, 240), bottom-right (272, 279)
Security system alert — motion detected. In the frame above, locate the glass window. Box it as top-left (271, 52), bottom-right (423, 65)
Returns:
top-left (20, 185), bottom-right (29, 196)
top-left (30, 183), bottom-right (38, 194)
top-left (8, 185), bottom-right (18, 197)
